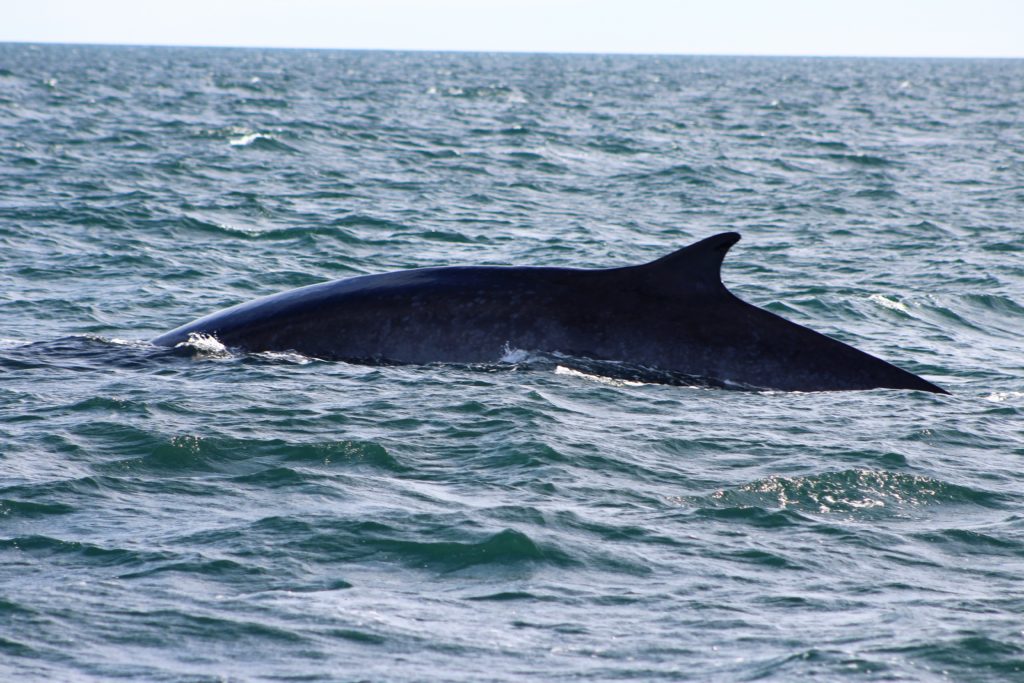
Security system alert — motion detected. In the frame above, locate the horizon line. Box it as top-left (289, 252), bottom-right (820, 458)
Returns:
top-left (3, 39), bottom-right (1022, 61)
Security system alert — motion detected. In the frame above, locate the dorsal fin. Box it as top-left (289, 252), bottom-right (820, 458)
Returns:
top-left (641, 232), bottom-right (740, 293)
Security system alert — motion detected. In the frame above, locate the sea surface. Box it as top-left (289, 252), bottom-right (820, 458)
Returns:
top-left (1, 44), bottom-right (1023, 682)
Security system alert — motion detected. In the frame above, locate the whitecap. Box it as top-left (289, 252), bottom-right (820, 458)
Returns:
top-left (868, 293), bottom-right (910, 313)
top-left (230, 132), bottom-right (272, 147)
top-left (984, 391), bottom-right (1024, 403)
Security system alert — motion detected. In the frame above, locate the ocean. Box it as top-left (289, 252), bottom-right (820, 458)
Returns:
top-left (1, 43), bottom-right (1022, 681)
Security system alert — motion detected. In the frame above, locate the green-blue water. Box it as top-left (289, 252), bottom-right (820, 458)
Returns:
top-left (2, 44), bottom-right (1023, 681)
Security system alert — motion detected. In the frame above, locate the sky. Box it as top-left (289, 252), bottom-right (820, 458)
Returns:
top-left (3, 0), bottom-right (1022, 58)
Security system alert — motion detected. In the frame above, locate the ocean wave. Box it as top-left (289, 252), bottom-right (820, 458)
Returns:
top-left (0, 535), bottom-right (169, 567)
top-left (868, 293), bottom-right (912, 313)
top-left (872, 635), bottom-right (1024, 676)
top-left (228, 132), bottom-right (297, 153)
top-left (0, 499), bottom-right (75, 519)
top-left (92, 433), bottom-right (404, 475)
top-left (116, 556), bottom-right (264, 581)
top-left (176, 214), bottom-right (369, 244)
top-left (372, 528), bottom-right (558, 571)
top-left (284, 522), bottom-right (571, 572)
top-left (699, 470), bottom-right (1002, 515)
top-left (824, 152), bottom-right (897, 166)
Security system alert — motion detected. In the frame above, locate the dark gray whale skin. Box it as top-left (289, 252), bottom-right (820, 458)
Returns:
top-left (152, 233), bottom-right (947, 393)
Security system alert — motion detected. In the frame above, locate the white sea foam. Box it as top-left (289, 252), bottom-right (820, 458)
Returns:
top-left (985, 391), bottom-right (1024, 403)
top-left (554, 365), bottom-right (645, 387)
top-left (868, 293), bottom-right (910, 313)
top-left (230, 132), bottom-right (272, 147)
top-left (108, 337), bottom-right (154, 349)
top-left (176, 333), bottom-right (231, 357)
top-left (254, 350), bottom-right (314, 365)
top-left (506, 88), bottom-right (527, 104)
top-left (499, 344), bottom-right (531, 364)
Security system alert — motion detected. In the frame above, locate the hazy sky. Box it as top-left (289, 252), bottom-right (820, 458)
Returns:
top-left (4, 0), bottom-right (1022, 58)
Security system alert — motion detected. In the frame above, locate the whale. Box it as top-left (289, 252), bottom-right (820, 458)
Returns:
top-left (151, 232), bottom-right (947, 393)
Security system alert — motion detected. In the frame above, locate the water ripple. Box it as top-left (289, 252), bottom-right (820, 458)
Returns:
top-left (1, 44), bottom-right (1023, 683)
